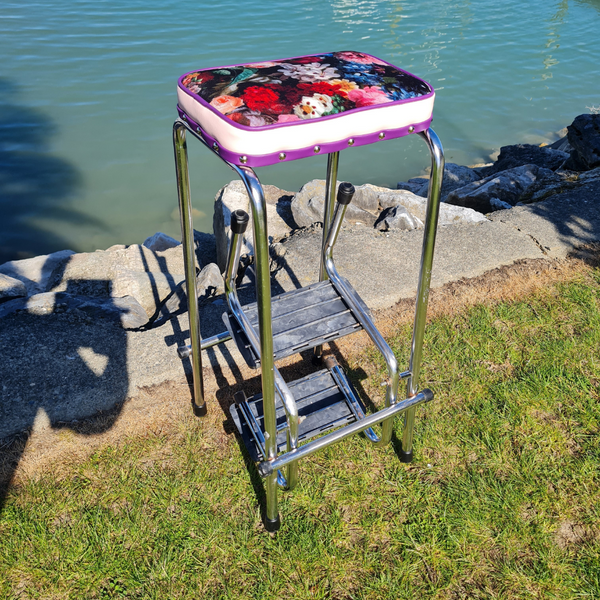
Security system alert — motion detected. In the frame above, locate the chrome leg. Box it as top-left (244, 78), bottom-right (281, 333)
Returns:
top-left (319, 152), bottom-right (339, 282)
top-left (232, 166), bottom-right (280, 528)
top-left (173, 121), bottom-right (205, 416)
top-left (323, 196), bottom-right (399, 447)
top-left (314, 152), bottom-right (340, 363)
top-left (401, 127), bottom-right (444, 461)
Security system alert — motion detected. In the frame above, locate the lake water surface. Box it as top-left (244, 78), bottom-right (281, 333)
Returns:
top-left (1, 0), bottom-right (599, 261)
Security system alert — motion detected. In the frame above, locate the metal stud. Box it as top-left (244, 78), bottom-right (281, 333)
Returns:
top-left (239, 155), bottom-right (248, 164)
top-left (182, 114), bottom-right (187, 120)
top-left (212, 142), bottom-right (219, 153)
top-left (408, 125), bottom-right (415, 133)
top-left (196, 127), bottom-right (202, 133)
top-left (279, 152), bottom-right (286, 161)
top-left (348, 138), bottom-right (355, 146)
top-left (379, 132), bottom-right (385, 140)
top-left (313, 145), bottom-right (320, 153)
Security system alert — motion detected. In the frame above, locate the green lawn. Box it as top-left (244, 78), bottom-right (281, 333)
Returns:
top-left (1, 268), bottom-right (599, 599)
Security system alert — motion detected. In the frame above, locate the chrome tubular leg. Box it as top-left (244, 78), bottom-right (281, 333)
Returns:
top-left (319, 151), bottom-right (339, 282)
top-left (234, 166), bottom-right (280, 529)
top-left (323, 199), bottom-right (399, 447)
top-left (173, 120), bottom-right (206, 416)
top-left (314, 152), bottom-right (340, 363)
top-left (401, 127), bottom-right (444, 462)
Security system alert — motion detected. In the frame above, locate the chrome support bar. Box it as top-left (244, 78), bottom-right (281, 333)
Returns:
top-left (402, 128), bottom-right (444, 462)
top-left (173, 120), bottom-right (205, 416)
top-left (323, 202), bottom-right (399, 447)
top-left (177, 330), bottom-right (232, 358)
top-left (258, 389), bottom-right (434, 478)
top-left (326, 358), bottom-right (379, 443)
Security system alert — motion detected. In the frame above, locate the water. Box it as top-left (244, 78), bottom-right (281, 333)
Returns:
top-left (1, 0), bottom-right (599, 262)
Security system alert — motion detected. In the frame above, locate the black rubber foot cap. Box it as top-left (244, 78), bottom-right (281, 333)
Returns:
top-left (311, 353), bottom-right (323, 366)
top-left (264, 514), bottom-right (281, 532)
top-left (192, 402), bottom-right (207, 417)
top-left (400, 450), bottom-right (413, 464)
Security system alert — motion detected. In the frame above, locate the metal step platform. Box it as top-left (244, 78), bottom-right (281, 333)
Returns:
top-left (230, 366), bottom-right (370, 462)
top-left (223, 279), bottom-right (370, 368)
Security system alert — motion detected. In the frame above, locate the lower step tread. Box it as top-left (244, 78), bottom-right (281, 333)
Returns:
top-left (230, 367), bottom-right (368, 462)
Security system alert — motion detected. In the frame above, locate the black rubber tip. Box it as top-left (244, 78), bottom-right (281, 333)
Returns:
top-left (230, 209), bottom-right (249, 234)
top-left (400, 450), bottom-right (413, 464)
top-left (192, 402), bottom-right (207, 417)
top-left (264, 514), bottom-right (281, 532)
top-left (311, 353), bottom-right (323, 366)
top-left (336, 182), bottom-right (355, 205)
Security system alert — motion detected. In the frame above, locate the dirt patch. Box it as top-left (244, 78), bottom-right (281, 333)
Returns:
top-left (555, 520), bottom-right (599, 550)
top-left (3, 245), bottom-right (599, 490)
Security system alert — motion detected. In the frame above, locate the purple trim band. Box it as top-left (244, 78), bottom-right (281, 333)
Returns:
top-left (177, 105), bottom-right (432, 167)
top-left (177, 51), bottom-right (435, 134)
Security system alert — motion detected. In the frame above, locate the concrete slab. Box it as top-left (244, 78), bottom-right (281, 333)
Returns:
top-left (489, 181), bottom-right (600, 257)
top-left (273, 220), bottom-right (543, 309)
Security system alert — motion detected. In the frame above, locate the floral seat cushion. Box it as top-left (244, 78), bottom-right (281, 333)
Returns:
top-left (177, 51), bottom-right (435, 166)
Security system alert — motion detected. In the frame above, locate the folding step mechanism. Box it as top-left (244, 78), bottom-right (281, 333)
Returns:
top-left (173, 123), bottom-right (444, 531)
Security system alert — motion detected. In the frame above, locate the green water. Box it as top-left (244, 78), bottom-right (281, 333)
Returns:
top-left (1, 0), bottom-right (599, 262)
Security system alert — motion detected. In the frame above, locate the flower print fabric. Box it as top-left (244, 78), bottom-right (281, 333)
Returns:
top-left (180, 51), bottom-right (432, 129)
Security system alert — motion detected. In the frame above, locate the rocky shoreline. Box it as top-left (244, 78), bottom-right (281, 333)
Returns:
top-left (0, 113), bottom-right (599, 440)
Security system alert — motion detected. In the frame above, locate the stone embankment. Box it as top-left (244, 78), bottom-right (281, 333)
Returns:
top-left (1, 114), bottom-right (599, 439)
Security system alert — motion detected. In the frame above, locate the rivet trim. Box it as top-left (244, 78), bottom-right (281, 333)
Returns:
top-left (239, 155), bottom-right (248, 164)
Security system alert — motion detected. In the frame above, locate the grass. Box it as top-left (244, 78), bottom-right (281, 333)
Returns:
top-left (1, 263), bottom-right (599, 599)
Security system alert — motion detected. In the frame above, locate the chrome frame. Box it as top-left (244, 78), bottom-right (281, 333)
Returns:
top-left (172, 115), bottom-right (444, 529)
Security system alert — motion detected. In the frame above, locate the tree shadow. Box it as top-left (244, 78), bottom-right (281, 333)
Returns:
top-left (0, 78), bottom-right (102, 264)
top-left (0, 262), bottom-right (130, 511)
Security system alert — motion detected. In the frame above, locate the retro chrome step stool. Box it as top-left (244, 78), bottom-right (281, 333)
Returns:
top-left (173, 51), bottom-right (444, 531)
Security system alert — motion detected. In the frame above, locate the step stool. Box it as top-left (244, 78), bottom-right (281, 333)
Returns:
top-left (172, 51), bottom-right (444, 531)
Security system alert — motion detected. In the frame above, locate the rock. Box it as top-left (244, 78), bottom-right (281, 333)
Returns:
top-left (291, 179), bottom-right (377, 230)
top-left (0, 273), bottom-right (27, 301)
top-left (0, 292), bottom-right (148, 329)
top-left (356, 185), bottom-right (487, 226)
top-left (399, 164), bottom-right (482, 201)
top-left (110, 267), bottom-right (185, 318)
top-left (548, 135), bottom-right (572, 154)
top-left (375, 205), bottom-right (422, 231)
top-left (0, 249), bottom-right (75, 295)
top-left (397, 178), bottom-right (428, 196)
top-left (477, 144), bottom-right (569, 177)
top-left (142, 232), bottom-right (180, 252)
top-left (48, 245), bottom-right (188, 296)
top-left (562, 114), bottom-right (600, 171)
top-left (152, 263), bottom-right (225, 325)
top-left (214, 181), bottom-right (295, 272)
top-left (48, 251), bottom-right (114, 296)
top-left (445, 164), bottom-right (556, 213)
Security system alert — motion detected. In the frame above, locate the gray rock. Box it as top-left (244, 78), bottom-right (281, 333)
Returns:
top-left (401, 163), bottom-right (482, 201)
top-left (291, 179), bottom-right (377, 230)
top-left (0, 273), bottom-right (27, 301)
top-left (142, 232), bottom-right (181, 252)
top-left (214, 180), bottom-right (295, 272)
top-left (548, 135), bottom-right (572, 154)
top-left (0, 292), bottom-right (148, 329)
top-left (48, 245), bottom-right (188, 297)
top-left (356, 185), bottom-right (487, 226)
top-left (445, 164), bottom-right (555, 213)
top-left (562, 114), bottom-right (600, 171)
top-left (375, 205), bottom-right (421, 231)
top-left (477, 144), bottom-right (569, 177)
top-left (0, 249), bottom-right (75, 295)
top-left (152, 263), bottom-right (224, 325)
top-left (397, 178), bottom-right (428, 196)
top-left (110, 267), bottom-right (185, 318)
